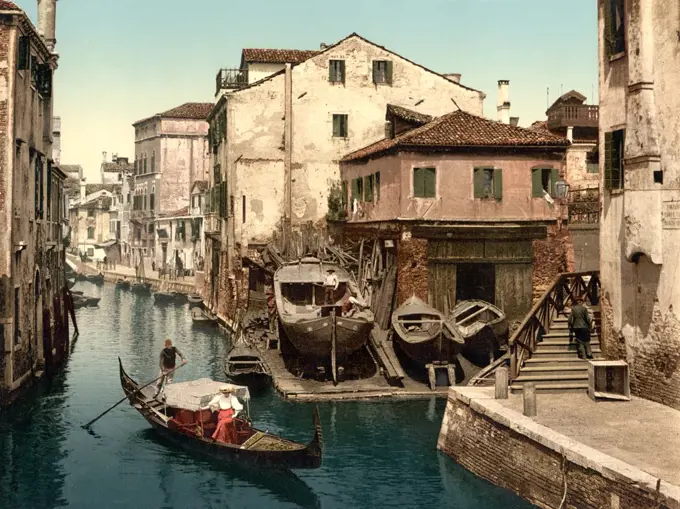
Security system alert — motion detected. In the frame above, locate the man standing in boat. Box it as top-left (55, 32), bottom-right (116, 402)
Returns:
top-left (154, 339), bottom-right (187, 397)
top-left (323, 269), bottom-right (339, 305)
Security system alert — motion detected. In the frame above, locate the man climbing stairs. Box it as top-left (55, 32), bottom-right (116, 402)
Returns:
top-left (510, 305), bottom-right (601, 393)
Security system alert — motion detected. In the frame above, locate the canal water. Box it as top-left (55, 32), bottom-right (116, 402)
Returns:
top-left (0, 282), bottom-right (533, 509)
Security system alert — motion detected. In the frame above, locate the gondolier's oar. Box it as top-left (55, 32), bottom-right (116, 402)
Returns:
top-left (81, 363), bottom-right (185, 430)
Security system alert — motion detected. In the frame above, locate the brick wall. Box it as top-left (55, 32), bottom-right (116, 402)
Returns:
top-left (532, 223), bottom-right (574, 302)
top-left (396, 235), bottom-right (428, 307)
top-left (438, 397), bottom-right (676, 509)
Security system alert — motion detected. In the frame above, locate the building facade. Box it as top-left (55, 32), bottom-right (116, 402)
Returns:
top-left (598, 0), bottom-right (680, 409)
top-left (0, 0), bottom-right (70, 405)
top-left (339, 105), bottom-right (570, 321)
top-left (68, 184), bottom-right (118, 258)
top-left (204, 33), bottom-right (487, 319)
top-left (131, 103), bottom-right (211, 268)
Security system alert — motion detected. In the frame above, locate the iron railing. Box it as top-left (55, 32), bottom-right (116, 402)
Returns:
top-left (215, 68), bottom-right (249, 94)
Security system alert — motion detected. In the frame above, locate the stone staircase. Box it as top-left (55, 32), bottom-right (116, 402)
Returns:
top-left (510, 306), bottom-right (601, 393)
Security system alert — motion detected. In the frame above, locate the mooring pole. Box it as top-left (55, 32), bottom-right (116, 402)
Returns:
top-left (331, 308), bottom-right (337, 385)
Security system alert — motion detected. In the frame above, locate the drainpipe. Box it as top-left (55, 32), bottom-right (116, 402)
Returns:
top-left (283, 63), bottom-right (293, 252)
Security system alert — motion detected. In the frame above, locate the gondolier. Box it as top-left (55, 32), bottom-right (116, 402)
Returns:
top-left (154, 339), bottom-right (187, 397)
top-left (323, 269), bottom-right (339, 304)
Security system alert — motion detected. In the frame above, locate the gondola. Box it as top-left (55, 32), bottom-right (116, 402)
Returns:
top-left (191, 307), bottom-right (218, 326)
top-left (187, 293), bottom-right (204, 306)
top-left (225, 332), bottom-right (271, 390)
top-left (86, 273), bottom-right (104, 285)
top-left (118, 359), bottom-right (322, 469)
top-left (72, 294), bottom-right (100, 309)
top-left (273, 257), bottom-right (374, 360)
top-left (446, 300), bottom-right (509, 367)
top-left (115, 278), bottom-right (131, 290)
top-left (391, 295), bottom-right (464, 365)
top-left (131, 281), bottom-right (152, 294)
top-left (154, 291), bottom-right (180, 304)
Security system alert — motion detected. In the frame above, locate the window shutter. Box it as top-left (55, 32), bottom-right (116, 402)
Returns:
top-left (372, 62), bottom-right (378, 84)
top-left (604, 132), bottom-right (613, 189)
top-left (332, 115), bottom-right (339, 137)
top-left (18, 36), bottom-right (29, 70)
top-left (424, 168), bottom-right (436, 198)
top-left (340, 61), bottom-right (345, 83)
top-left (494, 169), bottom-right (503, 200)
top-left (550, 168), bottom-right (560, 196)
top-left (329, 61), bottom-right (334, 82)
top-left (531, 168), bottom-right (543, 197)
top-left (341, 181), bottom-right (348, 207)
top-left (365, 175), bottom-right (374, 202)
top-left (357, 177), bottom-right (363, 200)
top-left (413, 168), bottom-right (423, 197)
top-left (375, 172), bottom-right (381, 200)
top-left (386, 61), bottom-right (393, 84)
top-left (473, 168), bottom-right (484, 198)
top-left (604, 0), bottom-right (614, 57)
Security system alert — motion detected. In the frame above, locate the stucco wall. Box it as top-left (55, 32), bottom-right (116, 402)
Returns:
top-left (342, 151), bottom-right (564, 223)
top-left (599, 0), bottom-right (680, 409)
top-left (247, 62), bottom-right (285, 84)
top-left (566, 143), bottom-right (598, 188)
top-left (226, 35), bottom-right (486, 244)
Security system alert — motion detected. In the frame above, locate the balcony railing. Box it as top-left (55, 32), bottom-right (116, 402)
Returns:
top-left (204, 212), bottom-right (221, 235)
top-left (547, 104), bottom-right (599, 129)
top-left (215, 68), bottom-right (249, 95)
top-left (567, 186), bottom-right (600, 224)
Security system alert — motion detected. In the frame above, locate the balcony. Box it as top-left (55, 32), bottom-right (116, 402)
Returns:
top-left (547, 105), bottom-right (599, 130)
top-left (204, 212), bottom-right (221, 235)
top-left (215, 68), bottom-right (249, 95)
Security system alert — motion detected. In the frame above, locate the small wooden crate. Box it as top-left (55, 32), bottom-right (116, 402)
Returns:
top-left (588, 360), bottom-right (631, 401)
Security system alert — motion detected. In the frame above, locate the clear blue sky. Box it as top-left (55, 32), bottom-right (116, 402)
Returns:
top-left (16, 0), bottom-right (598, 182)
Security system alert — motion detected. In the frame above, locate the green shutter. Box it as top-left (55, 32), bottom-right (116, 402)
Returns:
top-left (532, 168), bottom-right (543, 197)
top-left (424, 168), bottom-right (436, 198)
top-left (413, 168), bottom-right (423, 197)
top-left (550, 168), bottom-right (560, 196)
top-left (473, 168), bottom-right (484, 198)
top-left (494, 169), bottom-right (503, 200)
top-left (604, 0), bottom-right (614, 57)
top-left (386, 61), bottom-right (393, 84)
top-left (340, 61), bottom-right (345, 83)
top-left (357, 177), bottom-right (363, 200)
top-left (375, 172), bottom-right (381, 200)
top-left (341, 181), bottom-right (348, 207)
top-left (329, 61), bottom-right (334, 81)
top-left (372, 61), bottom-right (378, 84)
top-left (365, 175), bottom-right (374, 202)
top-left (18, 36), bottom-right (29, 70)
top-left (351, 178), bottom-right (359, 202)
top-left (604, 132), bottom-right (613, 190)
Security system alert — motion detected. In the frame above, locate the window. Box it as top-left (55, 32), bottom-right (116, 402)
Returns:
top-left (151, 151), bottom-right (155, 173)
top-left (37, 63), bottom-right (52, 97)
top-left (474, 168), bottom-right (503, 200)
top-left (46, 162), bottom-right (52, 221)
top-left (341, 181), bottom-right (348, 209)
top-left (375, 172), bottom-right (381, 201)
top-left (150, 185), bottom-right (155, 211)
top-left (532, 168), bottom-right (560, 197)
top-left (372, 60), bottom-right (393, 85)
top-left (134, 159), bottom-right (138, 175)
top-left (605, 0), bottom-right (625, 56)
top-left (17, 36), bottom-right (29, 70)
top-left (14, 287), bottom-right (20, 344)
top-left (88, 209), bottom-right (95, 218)
top-left (604, 129), bottom-right (625, 190)
top-left (214, 164), bottom-right (221, 184)
top-left (351, 177), bottom-right (363, 203)
top-left (333, 114), bottom-right (348, 138)
top-left (413, 167), bottom-right (436, 198)
top-left (148, 223), bottom-right (154, 234)
top-left (87, 226), bottom-right (95, 239)
top-left (143, 154), bottom-right (147, 174)
top-left (329, 60), bottom-right (345, 83)
top-left (364, 174), bottom-right (375, 202)
top-left (143, 188), bottom-right (147, 210)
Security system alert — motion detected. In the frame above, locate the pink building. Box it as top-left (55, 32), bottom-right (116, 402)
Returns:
top-left (338, 106), bottom-right (570, 321)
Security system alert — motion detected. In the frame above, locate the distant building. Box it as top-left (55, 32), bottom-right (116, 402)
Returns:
top-left (52, 116), bottom-right (61, 164)
top-left (100, 152), bottom-right (132, 185)
top-left (68, 183), bottom-right (119, 259)
top-left (0, 0), bottom-right (69, 406)
top-left (130, 102), bottom-right (211, 268)
top-left (598, 0), bottom-right (680, 409)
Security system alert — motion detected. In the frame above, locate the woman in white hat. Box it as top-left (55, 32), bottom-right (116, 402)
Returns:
top-left (209, 385), bottom-right (243, 443)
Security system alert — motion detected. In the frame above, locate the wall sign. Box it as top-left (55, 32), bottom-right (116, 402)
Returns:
top-left (662, 200), bottom-right (680, 229)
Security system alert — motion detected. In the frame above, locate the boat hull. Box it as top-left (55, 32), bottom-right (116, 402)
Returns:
top-left (280, 316), bottom-right (372, 359)
top-left (392, 330), bottom-right (462, 366)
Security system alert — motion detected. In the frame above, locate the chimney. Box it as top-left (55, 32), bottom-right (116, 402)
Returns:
top-left (566, 126), bottom-right (574, 142)
top-left (80, 178), bottom-right (86, 201)
top-left (385, 121), bottom-right (393, 139)
top-left (444, 73), bottom-right (462, 83)
top-left (102, 151), bottom-right (107, 163)
top-left (510, 117), bottom-right (519, 127)
top-left (497, 80), bottom-right (510, 124)
top-left (320, 42), bottom-right (328, 50)
top-left (37, 0), bottom-right (57, 53)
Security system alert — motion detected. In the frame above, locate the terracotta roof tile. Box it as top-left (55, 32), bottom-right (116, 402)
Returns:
top-left (85, 183), bottom-right (120, 195)
top-left (342, 110), bottom-right (570, 163)
top-left (241, 48), bottom-right (319, 64)
top-left (159, 206), bottom-right (190, 218)
top-left (102, 161), bottom-right (132, 173)
top-left (0, 2), bottom-right (20, 10)
top-left (386, 104), bottom-right (433, 125)
top-left (160, 102), bottom-right (213, 120)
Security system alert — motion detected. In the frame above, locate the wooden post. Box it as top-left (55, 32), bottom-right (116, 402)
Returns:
top-left (523, 383), bottom-right (537, 417)
top-left (330, 308), bottom-right (337, 385)
top-left (495, 366), bottom-right (508, 399)
top-left (510, 347), bottom-right (517, 379)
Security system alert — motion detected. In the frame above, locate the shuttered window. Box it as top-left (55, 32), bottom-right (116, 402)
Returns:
top-left (375, 172), bottom-right (381, 201)
top-left (365, 174), bottom-right (375, 202)
top-left (151, 151), bottom-right (156, 173)
top-left (413, 167), bottom-right (436, 198)
top-left (333, 114), bottom-right (348, 137)
top-left (329, 60), bottom-right (345, 83)
top-left (372, 60), bottom-right (393, 84)
top-left (341, 181), bottom-right (348, 208)
top-left (604, 0), bottom-right (625, 57)
top-left (351, 177), bottom-right (363, 202)
top-left (531, 168), bottom-right (560, 197)
top-left (17, 36), bottom-right (29, 70)
top-left (473, 168), bottom-right (502, 200)
top-left (604, 129), bottom-right (625, 190)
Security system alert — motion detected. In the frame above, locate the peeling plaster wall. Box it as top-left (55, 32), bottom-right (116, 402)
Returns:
top-left (565, 143), bottom-right (598, 188)
top-left (226, 35), bottom-right (485, 245)
top-left (247, 62), bottom-right (286, 84)
top-left (599, 0), bottom-right (680, 409)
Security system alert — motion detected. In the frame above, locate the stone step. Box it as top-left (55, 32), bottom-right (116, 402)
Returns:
top-left (513, 373), bottom-right (589, 385)
top-left (510, 382), bottom-right (588, 394)
top-left (540, 339), bottom-right (601, 347)
top-left (520, 365), bottom-right (590, 377)
top-left (531, 347), bottom-right (601, 359)
top-left (542, 332), bottom-right (601, 340)
top-left (550, 322), bottom-right (601, 330)
top-left (524, 356), bottom-right (603, 366)
top-left (536, 343), bottom-right (602, 353)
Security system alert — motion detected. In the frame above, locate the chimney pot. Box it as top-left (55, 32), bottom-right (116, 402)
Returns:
top-left (497, 80), bottom-right (511, 124)
top-left (566, 126), bottom-right (574, 142)
top-left (444, 73), bottom-right (462, 83)
top-left (102, 151), bottom-right (107, 162)
top-left (510, 117), bottom-right (519, 126)
top-left (320, 42), bottom-right (328, 50)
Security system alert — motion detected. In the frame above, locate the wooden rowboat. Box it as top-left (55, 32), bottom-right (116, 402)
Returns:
top-left (187, 293), bottom-right (204, 305)
top-left (86, 273), bottom-right (104, 285)
top-left (447, 300), bottom-right (509, 367)
top-left (115, 279), bottom-right (131, 290)
top-left (391, 295), bottom-right (464, 366)
top-left (118, 359), bottom-right (322, 469)
top-left (225, 332), bottom-right (271, 390)
top-left (191, 307), bottom-right (218, 326)
top-left (130, 282), bottom-right (152, 294)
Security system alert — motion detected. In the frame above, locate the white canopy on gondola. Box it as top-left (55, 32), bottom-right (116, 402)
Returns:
top-left (162, 378), bottom-right (250, 411)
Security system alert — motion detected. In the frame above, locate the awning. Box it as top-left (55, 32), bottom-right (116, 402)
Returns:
top-left (94, 239), bottom-right (117, 248)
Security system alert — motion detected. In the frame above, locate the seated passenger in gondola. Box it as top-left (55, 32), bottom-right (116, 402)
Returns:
top-left (205, 385), bottom-right (243, 443)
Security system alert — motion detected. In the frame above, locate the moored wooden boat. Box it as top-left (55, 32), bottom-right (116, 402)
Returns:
top-left (115, 278), bottom-right (131, 289)
top-left (67, 279), bottom-right (76, 289)
top-left (187, 293), bottom-right (204, 305)
top-left (225, 334), bottom-right (271, 390)
top-left (86, 273), bottom-right (104, 285)
top-left (391, 295), bottom-right (464, 366)
top-left (273, 257), bottom-right (374, 360)
top-left (85, 296), bottom-right (100, 307)
top-left (118, 359), bottom-right (322, 469)
top-left (154, 291), bottom-right (179, 304)
top-left (191, 307), bottom-right (218, 326)
top-left (131, 281), bottom-right (152, 293)
top-left (447, 300), bottom-right (509, 366)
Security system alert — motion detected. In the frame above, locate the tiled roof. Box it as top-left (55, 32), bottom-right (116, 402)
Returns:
top-left (61, 164), bottom-right (84, 176)
top-left (0, 2), bottom-right (20, 10)
top-left (80, 197), bottom-right (113, 210)
top-left (386, 104), bottom-right (433, 125)
top-left (241, 48), bottom-right (319, 64)
top-left (63, 177), bottom-right (80, 193)
top-left (342, 110), bottom-right (570, 163)
top-left (159, 206), bottom-right (190, 218)
top-left (160, 102), bottom-right (214, 120)
top-left (191, 180), bottom-right (209, 192)
top-left (102, 161), bottom-right (132, 173)
top-left (85, 183), bottom-right (120, 195)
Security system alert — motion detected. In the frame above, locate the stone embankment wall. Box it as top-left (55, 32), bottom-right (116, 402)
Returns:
top-left (437, 390), bottom-right (680, 509)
